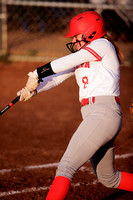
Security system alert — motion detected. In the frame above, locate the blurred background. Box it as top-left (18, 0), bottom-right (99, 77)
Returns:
top-left (0, 0), bottom-right (133, 64)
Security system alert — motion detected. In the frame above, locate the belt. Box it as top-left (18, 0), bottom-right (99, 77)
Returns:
top-left (81, 96), bottom-right (120, 106)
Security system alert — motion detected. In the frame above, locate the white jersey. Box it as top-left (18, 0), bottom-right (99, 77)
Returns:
top-left (36, 38), bottom-right (120, 102)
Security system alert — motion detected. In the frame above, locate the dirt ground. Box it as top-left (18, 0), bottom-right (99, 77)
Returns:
top-left (0, 61), bottom-right (133, 200)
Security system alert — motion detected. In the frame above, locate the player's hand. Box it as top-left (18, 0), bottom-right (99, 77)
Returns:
top-left (26, 72), bottom-right (39, 92)
top-left (17, 87), bottom-right (37, 101)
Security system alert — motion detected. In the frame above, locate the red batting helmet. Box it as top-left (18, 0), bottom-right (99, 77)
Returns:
top-left (65, 11), bottom-right (106, 43)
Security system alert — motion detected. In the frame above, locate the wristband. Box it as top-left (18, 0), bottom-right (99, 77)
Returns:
top-left (37, 62), bottom-right (55, 79)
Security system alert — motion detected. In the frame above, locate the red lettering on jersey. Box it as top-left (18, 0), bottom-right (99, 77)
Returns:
top-left (85, 62), bottom-right (90, 68)
top-left (82, 76), bottom-right (88, 89)
top-left (75, 62), bottom-right (90, 71)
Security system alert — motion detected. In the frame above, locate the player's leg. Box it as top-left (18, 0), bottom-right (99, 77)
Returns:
top-left (46, 100), bottom-right (122, 199)
top-left (90, 142), bottom-right (133, 192)
top-left (118, 172), bottom-right (133, 191)
top-left (46, 176), bottom-right (71, 200)
top-left (90, 141), bottom-right (121, 188)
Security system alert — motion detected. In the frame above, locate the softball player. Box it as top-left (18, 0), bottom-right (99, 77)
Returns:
top-left (17, 11), bottom-right (133, 199)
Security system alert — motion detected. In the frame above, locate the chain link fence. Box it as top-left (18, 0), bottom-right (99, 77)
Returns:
top-left (0, 0), bottom-right (133, 62)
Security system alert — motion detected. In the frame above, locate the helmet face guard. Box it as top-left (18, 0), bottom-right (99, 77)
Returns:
top-left (66, 42), bottom-right (77, 53)
top-left (66, 31), bottom-right (97, 53)
top-left (65, 11), bottom-right (106, 52)
top-left (66, 39), bottom-right (89, 53)
top-left (66, 34), bottom-right (86, 53)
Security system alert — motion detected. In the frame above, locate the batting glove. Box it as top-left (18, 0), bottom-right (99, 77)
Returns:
top-left (17, 87), bottom-right (37, 101)
top-left (26, 72), bottom-right (39, 92)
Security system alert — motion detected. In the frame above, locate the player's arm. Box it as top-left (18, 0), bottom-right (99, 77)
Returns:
top-left (36, 68), bottom-right (74, 94)
top-left (17, 67), bottom-right (74, 101)
top-left (17, 62), bottom-right (55, 101)
top-left (35, 40), bottom-right (106, 80)
top-left (16, 51), bottom-right (85, 102)
top-left (20, 41), bottom-right (104, 92)
top-left (17, 40), bottom-right (106, 101)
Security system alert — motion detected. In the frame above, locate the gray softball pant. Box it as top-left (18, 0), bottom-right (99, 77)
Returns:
top-left (56, 96), bottom-right (122, 188)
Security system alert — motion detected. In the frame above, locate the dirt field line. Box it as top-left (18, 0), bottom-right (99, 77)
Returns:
top-left (0, 153), bottom-right (132, 175)
top-left (0, 180), bottom-right (100, 198)
top-left (0, 162), bottom-right (59, 175)
top-left (0, 186), bottom-right (50, 197)
top-left (0, 153), bottom-right (132, 198)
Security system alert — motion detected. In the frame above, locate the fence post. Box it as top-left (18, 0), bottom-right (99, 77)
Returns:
top-left (0, 0), bottom-right (7, 55)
